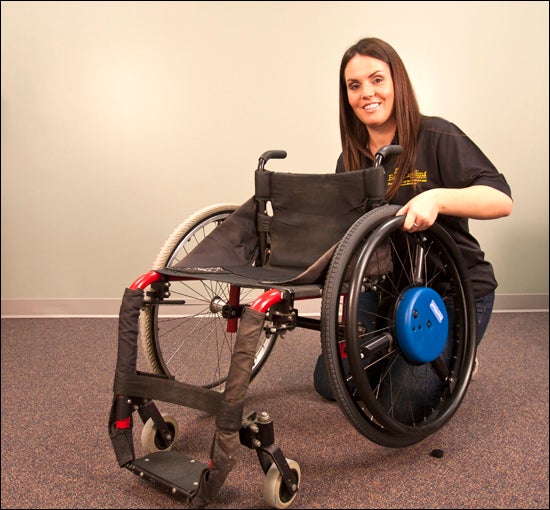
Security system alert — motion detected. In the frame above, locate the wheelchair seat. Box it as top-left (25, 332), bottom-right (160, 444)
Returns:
top-left (159, 164), bottom-right (387, 286)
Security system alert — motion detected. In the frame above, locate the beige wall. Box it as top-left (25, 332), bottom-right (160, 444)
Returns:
top-left (1, 1), bottom-right (548, 314)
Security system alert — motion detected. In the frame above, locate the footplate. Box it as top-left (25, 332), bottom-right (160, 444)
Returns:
top-left (126, 450), bottom-right (209, 500)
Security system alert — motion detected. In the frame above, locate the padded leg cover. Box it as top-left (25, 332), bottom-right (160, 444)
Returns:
top-left (109, 287), bottom-right (144, 467)
top-left (191, 307), bottom-right (265, 508)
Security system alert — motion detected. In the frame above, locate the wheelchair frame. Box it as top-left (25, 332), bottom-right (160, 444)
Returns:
top-left (109, 146), bottom-right (477, 509)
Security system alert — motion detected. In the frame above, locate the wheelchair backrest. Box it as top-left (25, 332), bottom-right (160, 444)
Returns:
top-left (254, 167), bottom-right (385, 270)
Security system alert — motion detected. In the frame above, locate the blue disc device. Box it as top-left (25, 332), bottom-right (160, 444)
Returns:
top-left (395, 286), bottom-right (449, 363)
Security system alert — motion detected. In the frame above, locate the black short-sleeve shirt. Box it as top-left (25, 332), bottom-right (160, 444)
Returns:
top-left (336, 116), bottom-right (513, 298)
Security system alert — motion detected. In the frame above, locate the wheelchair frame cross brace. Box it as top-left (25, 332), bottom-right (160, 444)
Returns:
top-left (109, 272), bottom-right (300, 507)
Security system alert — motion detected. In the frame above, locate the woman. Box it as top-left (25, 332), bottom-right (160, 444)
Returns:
top-left (314, 37), bottom-right (513, 401)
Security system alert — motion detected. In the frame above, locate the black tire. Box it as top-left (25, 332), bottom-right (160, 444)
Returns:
top-left (140, 204), bottom-right (277, 390)
top-left (321, 204), bottom-right (476, 447)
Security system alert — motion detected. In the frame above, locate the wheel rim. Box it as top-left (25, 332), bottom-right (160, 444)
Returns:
top-left (347, 220), bottom-right (474, 437)
top-left (321, 205), bottom-right (476, 446)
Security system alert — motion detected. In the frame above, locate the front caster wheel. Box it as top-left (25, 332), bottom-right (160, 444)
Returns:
top-left (263, 458), bottom-right (301, 509)
top-left (140, 413), bottom-right (179, 453)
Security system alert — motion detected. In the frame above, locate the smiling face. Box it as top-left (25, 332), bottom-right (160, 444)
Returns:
top-left (344, 54), bottom-right (396, 132)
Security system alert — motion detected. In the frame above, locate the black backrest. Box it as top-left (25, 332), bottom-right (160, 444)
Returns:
top-left (255, 167), bottom-right (385, 270)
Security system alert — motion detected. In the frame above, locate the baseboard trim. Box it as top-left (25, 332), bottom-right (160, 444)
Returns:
top-left (493, 293), bottom-right (549, 312)
top-left (1, 294), bottom-right (548, 318)
top-left (1, 298), bottom-right (124, 318)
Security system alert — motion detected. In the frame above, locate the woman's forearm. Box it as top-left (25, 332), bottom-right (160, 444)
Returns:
top-left (397, 185), bottom-right (513, 231)
top-left (431, 186), bottom-right (513, 219)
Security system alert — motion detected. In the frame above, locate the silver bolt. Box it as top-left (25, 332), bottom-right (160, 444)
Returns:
top-left (258, 411), bottom-right (271, 422)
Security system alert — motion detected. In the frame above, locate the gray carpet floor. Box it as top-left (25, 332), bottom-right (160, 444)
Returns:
top-left (1, 312), bottom-right (548, 509)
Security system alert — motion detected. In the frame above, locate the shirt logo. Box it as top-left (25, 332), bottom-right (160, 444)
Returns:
top-left (388, 168), bottom-right (427, 187)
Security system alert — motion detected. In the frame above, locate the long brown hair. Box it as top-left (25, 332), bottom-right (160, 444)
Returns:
top-left (339, 37), bottom-right (421, 200)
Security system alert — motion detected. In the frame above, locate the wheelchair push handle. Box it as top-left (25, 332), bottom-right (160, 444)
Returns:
top-left (362, 144), bottom-right (402, 210)
top-left (374, 144), bottom-right (403, 167)
top-left (257, 150), bottom-right (287, 172)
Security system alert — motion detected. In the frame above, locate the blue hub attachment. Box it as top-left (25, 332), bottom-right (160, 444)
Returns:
top-left (395, 286), bottom-right (448, 363)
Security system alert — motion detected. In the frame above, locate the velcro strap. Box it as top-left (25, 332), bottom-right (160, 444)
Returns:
top-left (113, 371), bottom-right (223, 415)
top-left (254, 170), bottom-right (272, 201)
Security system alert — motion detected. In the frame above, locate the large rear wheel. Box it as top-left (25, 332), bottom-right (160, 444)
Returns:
top-left (321, 205), bottom-right (476, 447)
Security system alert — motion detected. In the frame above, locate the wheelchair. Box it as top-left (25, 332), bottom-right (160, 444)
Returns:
top-left (109, 146), bottom-right (477, 509)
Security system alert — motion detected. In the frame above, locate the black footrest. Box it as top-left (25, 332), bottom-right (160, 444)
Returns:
top-left (126, 450), bottom-right (209, 500)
